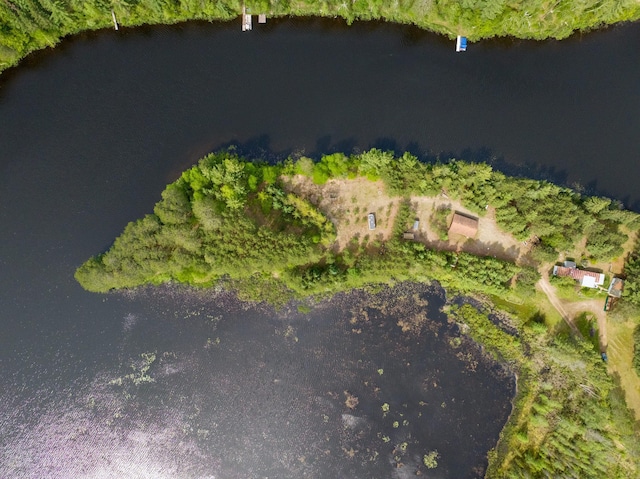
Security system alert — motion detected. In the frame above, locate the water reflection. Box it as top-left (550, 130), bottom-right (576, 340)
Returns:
top-left (1, 283), bottom-right (513, 478)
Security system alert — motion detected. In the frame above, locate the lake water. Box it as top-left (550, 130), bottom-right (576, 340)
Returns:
top-left (1, 18), bottom-right (638, 478)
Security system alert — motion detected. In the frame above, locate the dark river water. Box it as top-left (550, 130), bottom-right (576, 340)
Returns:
top-left (0, 18), bottom-right (638, 478)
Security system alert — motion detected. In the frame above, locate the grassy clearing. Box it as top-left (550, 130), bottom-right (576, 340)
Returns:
top-left (608, 318), bottom-right (640, 421)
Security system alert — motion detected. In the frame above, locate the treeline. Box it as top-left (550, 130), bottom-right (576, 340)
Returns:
top-left (75, 150), bottom-right (640, 476)
top-left (2, 0), bottom-right (640, 73)
top-left (451, 304), bottom-right (639, 479)
top-left (623, 249), bottom-right (640, 307)
top-left (294, 149), bottom-right (638, 263)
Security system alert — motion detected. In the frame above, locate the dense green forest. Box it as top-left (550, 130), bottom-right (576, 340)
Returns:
top-left (2, 0), bottom-right (640, 73)
top-left (453, 304), bottom-right (638, 479)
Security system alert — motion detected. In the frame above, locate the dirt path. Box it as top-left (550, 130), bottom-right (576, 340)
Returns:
top-left (282, 176), bottom-right (532, 263)
top-left (537, 273), bottom-right (608, 351)
top-left (537, 275), bottom-right (581, 336)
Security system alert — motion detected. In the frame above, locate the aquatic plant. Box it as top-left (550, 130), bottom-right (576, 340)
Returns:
top-left (344, 391), bottom-right (359, 409)
top-left (423, 450), bottom-right (439, 469)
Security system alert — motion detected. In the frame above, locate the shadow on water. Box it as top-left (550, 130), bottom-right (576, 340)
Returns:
top-left (205, 136), bottom-right (579, 199)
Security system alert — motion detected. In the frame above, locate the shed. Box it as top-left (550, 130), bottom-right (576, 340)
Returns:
top-left (608, 277), bottom-right (624, 298)
top-left (403, 233), bottom-right (415, 240)
top-left (448, 212), bottom-right (478, 238)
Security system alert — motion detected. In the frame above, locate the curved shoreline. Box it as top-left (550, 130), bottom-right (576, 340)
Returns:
top-left (2, 3), bottom-right (639, 75)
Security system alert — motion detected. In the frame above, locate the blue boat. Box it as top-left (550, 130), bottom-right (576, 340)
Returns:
top-left (456, 36), bottom-right (467, 52)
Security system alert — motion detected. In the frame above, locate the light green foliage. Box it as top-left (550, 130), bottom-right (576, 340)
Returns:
top-left (423, 450), bottom-right (439, 469)
top-left (310, 152), bottom-right (355, 184)
top-left (357, 148), bottom-right (394, 181)
top-left (75, 149), bottom-right (640, 477)
top-left (78, 149), bottom-right (639, 299)
top-left (76, 151), bottom-right (333, 292)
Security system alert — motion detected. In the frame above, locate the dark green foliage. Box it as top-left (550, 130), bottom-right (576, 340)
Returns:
top-left (78, 149), bottom-right (640, 296)
top-left (513, 266), bottom-right (540, 296)
top-left (633, 325), bottom-right (640, 376)
top-left (430, 204), bottom-right (451, 241)
top-left (623, 249), bottom-right (640, 307)
top-left (76, 150), bottom-right (640, 477)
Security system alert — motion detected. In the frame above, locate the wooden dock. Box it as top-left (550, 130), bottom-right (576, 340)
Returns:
top-left (258, 14), bottom-right (266, 24)
top-left (111, 11), bottom-right (118, 31)
top-left (242, 6), bottom-right (252, 31)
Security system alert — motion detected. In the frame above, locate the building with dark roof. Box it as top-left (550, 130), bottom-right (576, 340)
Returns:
top-left (448, 212), bottom-right (478, 238)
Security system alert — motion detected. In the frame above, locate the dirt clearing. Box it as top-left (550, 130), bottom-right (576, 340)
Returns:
top-left (282, 175), bottom-right (531, 263)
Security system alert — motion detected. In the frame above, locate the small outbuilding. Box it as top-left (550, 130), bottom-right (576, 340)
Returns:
top-left (448, 212), bottom-right (478, 238)
top-left (607, 277), bottom-right (624, 298)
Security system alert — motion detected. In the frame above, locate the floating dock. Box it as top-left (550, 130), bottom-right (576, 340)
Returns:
top-left (456, 35), bottom-right (467, 52)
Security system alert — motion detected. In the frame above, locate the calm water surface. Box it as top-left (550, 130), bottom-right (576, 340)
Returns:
top-left (1, 18), bottom-right (639, 478)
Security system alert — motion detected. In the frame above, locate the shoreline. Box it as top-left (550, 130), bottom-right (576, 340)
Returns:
top-left (2, 10), bottom-right (640, 76)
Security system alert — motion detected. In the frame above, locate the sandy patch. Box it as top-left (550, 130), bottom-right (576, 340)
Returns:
top-left (282, 175), bottom-right (531, 264)
top-left (411, 197), bottom-right (531, 264)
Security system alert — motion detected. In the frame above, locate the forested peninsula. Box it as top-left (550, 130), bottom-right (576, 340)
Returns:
top-left (2, 0), bottom-right (640, 74)
top-left (77, 149), bottom-right (640, 478)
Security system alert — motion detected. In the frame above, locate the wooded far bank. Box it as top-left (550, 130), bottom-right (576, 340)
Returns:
top-left (2, 0), bottom-right (640, 74)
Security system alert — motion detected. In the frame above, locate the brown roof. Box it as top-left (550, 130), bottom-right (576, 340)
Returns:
top-left (448, 212), bottom-right (478, 238)
top-left (608, 277), bottom-right (624, 298)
